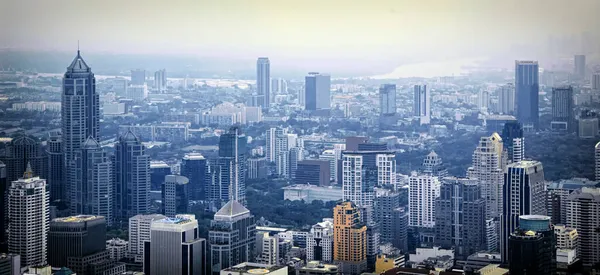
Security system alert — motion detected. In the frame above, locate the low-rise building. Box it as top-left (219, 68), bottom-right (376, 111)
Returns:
top-left (220, 262), bottom-right (287, 275)
top-left (282, 184), bottom-right (342, 203)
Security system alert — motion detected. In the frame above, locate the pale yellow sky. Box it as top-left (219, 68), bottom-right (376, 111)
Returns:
top-left (1, 0), bottom-right (597, 62)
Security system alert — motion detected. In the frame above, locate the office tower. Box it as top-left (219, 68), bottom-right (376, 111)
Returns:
top-left (408, 174), bottom-right (441, 228)
top-left (501, 121), bottom-right (524, 163)
top-left (70, 137), bottom-right (113, 224)
top-left (379, 84), bottom-right (396, 116)
top-left (593, 72), bottom-right (600, 90)
top-left (295, 160), bottom-right (330, 186)
top-left (357, 142), bottom-right (388, 151)
top-left (7, 166), bottom-right (49, 268)
top-left (566, 187), bottom-right (600, 267)
top-left (209, 201), bottom-right (256, 274)
top-left (306, 219), bottom-right (334, 263)
top-left (374, 191), bottom-right (399, 244)
top-left (215, 127), bottom-right (247, 207)
top-left (579, 116), bottom-right (599, 138)
top-left (333, 201), bottom-right (367, 274)
top-left (0, 254), bottom-right (20, 275)
top-left (551, 86), bottom-right (574, 131)
top-left (497, 83), bottom-right (515, 115)
top-left (130, 69), bottom-right (146, 85)
top-left (113, 130), bottom-right (150, 224)
top-left (467, 133), bottom-right (505, 219)
top-left (48, 215), bottom-right (125, 274)
top-left (413, 85), bottom-right (430, 125)
top-left (62, 50), bottom-right (99, 209)
top-left (106, 238), bottom-right (128, 261)
top-left (46, 132), bottom-right (64, 202)
top-left (478, 90), bottom-right (490, 110)
top-left (345, 137), bottom-right (369, 151)
top-left (500, 160), bottom-right (546, 263)
top-left (422, 150), bottom-right (447, 177)
top-left (126, 84), bottom-right (148, 102)
top-left (319, 150), bottom-right (338, 183)
top-left (574, 55), bottom-right (586, 79)
top-left (180, 153), bottom-right (207, 200)
top-left (256, 57), bottom-right (270, 109)
top-left (597, 142), bottom-right (600, 181)
top-left (256, 232), bottom-right (279, 265)
top-left (547, 178), bottom-right (597, 225)
top-left (515, 60), bottom-right (540, 129)
top-left (392, 208), bottom-right (409, 252)
top-left (486, 219), bottom-right (499, 252)
top-left (288, 147), bottom-right (303, 179)
top-left (154, 69), bottom-right (166, 92)
top-left (150, 161), bottom-right (170, 191)
top-left (145, 215), bottom-right (206, 275)
top-left (0, 162), bottom-right (6, 253)
top-left (0, 136), bottom-right (47, 184)
top-left (508, 215), bottom-right (555, 275)
top-left (342, 151), bottom-right (396, 210)
top-left (246, 157), bottom-right (267, 180)
top-left (434, 178), bottom-right (486, 259)
top-left (265, 128), bottom-right (282, 162)
top-left (268, 129), bottom-right (300, 177)
top-left (129, 214), bottom-right (166, 263)
top-left (162, 175), bottom-right (189, 217)
top-left (304, 72), bottom-right (331, 111)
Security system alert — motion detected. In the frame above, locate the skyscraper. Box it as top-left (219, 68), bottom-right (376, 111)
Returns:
top-left (333, 201), bottom-right (367, 275)
top-left (113, 130), bottom-right (150, 224)
top-left (574, 54), bottom-right (586, 79)
top-left (379, 84), bottom-right (396, 116)
top-left (70, 137), bottom-right (113, 225)
top-left (413, 85), bottom-right (430, 125)
top-left (154, 69), bottom-right (166, 92)
top-left (256, 57), bottom-right (270, 109)
top-left (306, 219), bottom-right (334, 263)
top-left (304, 72), bottom-right (331, 111)
top-left (508, 215), bottom-right (555, 275)
top-left (551, 86), bottom-right (574, 131)
top-left (0, 136), bottom-right (47, 184)
top-left (592, 72), bottom-right (600, 90)
top-left (295, 160), bottom-right (330, 186)
top-left (500, 160), bottom-right (546, 263)
top-left (129, 214), bottom-right (166, 263)
top-left (145, 215), bottom-right (206, 275)
top-left (130, 69), bottom-right (146, 85)
top-left (497, 83), bottom-right (515, 115)
top-left (501, 121), bottom-right (524, 163)
top-left (434, 178), bottom-right (486, 260)
top-left (7, 165), bottom-right (49, 268)
top-left (546, 178), bottom-right (597, 225)
top-left (408, 174), bottom-right (441, 228)
top-left (62, 50), bottom-right (99, 209)
top-left (422, 150), bottom-right (448, 178)
top-left (46, 132), bottom-right (64, 202)
top-left (209, 201), bottom-right (256, 274)
top-left (0, 162), bottom-right (6, 253)
top-left (566, 187), bottom-right (600, 267)
top-left (515, 60), bottom-right (539, 129)
top-left (467, 133), bottom-right (505, 219)
top-left (162, 175), bottom-right (189, 217)
top-left (596, 142), bottom-right (600, 181)
top-left (374, 190), bottom-right (400, 245)
top-left (180, 153), bottom-right (207, 200)
top-left (215, 127), bottom-right (247, 207)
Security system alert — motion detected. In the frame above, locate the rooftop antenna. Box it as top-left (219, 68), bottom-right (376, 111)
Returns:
top-left (77, 40), bottom-right (80, 55)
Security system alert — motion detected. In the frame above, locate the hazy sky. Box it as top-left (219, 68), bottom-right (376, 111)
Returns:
top-left (1, 0), bottom-right (598, 69)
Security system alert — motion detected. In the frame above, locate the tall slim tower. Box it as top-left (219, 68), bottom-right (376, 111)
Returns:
top-left (408, 174), bottom-right (441, 228)
top-left (551, 86), bottom-right (574, 131)
top-left (566, 187), bottom-right (600, 267)
top-left (333, 201), bottom-right (367, 274)
top-left (113, 130), bottom-right (150, 224)
top-left (379, 84), bottom-right (396, 116)
top-left (596, 142), bottom-right (600, 181)
top-left (162, 175), bottom-right (189, 217)
top-left (304, 72), bottom-right (331, 111)
top-left (216, 127), bottom-right (247, 206)
top-left (8, 165), bottom-right (49, 268)
top-left (0, 136), bottom-right (47, 183)
top-left (62, 50), bottom-right (99, 209)
top-left (497, 83), bottom-right (515, 115)
top-left (501, 121), bottom-right (524, 163)
top-left (0, 161), bottom-right (7, 253)
top-left (515, 61), bottom-right (539, 129)
top-left (180, 153), bottom-right (207, 201)
top-left (500, 160), bottom-right (546, 263)
top-left (467, 133), bottom-right (505, 219)
top-left (256, 57), bottom-right (270, 110)
top-left (574, 55), bottom-right (586, 79)
top-left (413, 85), bottom-right (430, 125)
top-left (154, 69), bottom-right (166, 92)
top-left (46, 132), bottom-right (64, 202)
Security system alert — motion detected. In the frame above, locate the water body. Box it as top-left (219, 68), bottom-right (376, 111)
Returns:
top-left (371, 57), bottom-right (487, 79)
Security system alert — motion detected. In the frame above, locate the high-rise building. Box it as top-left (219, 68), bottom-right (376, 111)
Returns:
top-left (154, 69), bottom-right (166, 92)
top-left (113, 130), bottom-right (150, 224)
top-left (256, 232), bottom-right (279, 266)
top-left (0, 254), bottom-right (20, 275)
top-left (574, 55), bottom-right (586, 79)
top-left (500, 160), bottom-right (546, 263)
top-left (596, 142), bottom-right (600, 181)
top-left (62, 50), bottom-right (100, 209)
top-left (434, 178), bottom-right (486, 260)
top-left (566, 187), bottom-right (600, 267)
top-left (126, 84), bottom-right (148, 102)
top-left (0, 162), bottom-right (7, 252)
top-left (265, 128), bottom-right (285, 162)
top-left (408, 174), bottom-right (441, 228)
top-left (304, 72), bottom-right (331, 111)
top-left (319, 150), bottom-right (339, 183)
top-left (501, 121), bottom-right (524, 163)
top-left (46, 132), bottom-right (64, 202)
top-left (162, 175), bottom-right (189, 217)
top-left (392, 208), bottom-right (409, 252)
top-left (70, 137), bottom-right (113, 225)
top-left (306, 219), bottom-right (334, 263)
top-left (422, 151), bottom-right (447, 178)
top-left (150, 161), bottom-right (171, 191)
top-left (486, 219), bottom-right (499, 252)
top-left (508, 215), bottom-right (555, 275)
top-left (554, 225), bottom-right (579, 270)
top-left (144, 215), bottom-right (206, 275)
top-left (130, 69), bottom-right (146, 85)
top-left (246, 157), bottom-right (267, 180)
top-left (0, 136), bottom-right (47, 184)
top-left (7, 165), bottom-right (49, 268)
top-left (333, 201), bottom-right (367, 275)
top-left (497, 84), bottom-right (515, 115)
top-left (209, 200), bottom-right (256, 274)
top-left (546, 178), bottom-right (598, 225)
top-left (551, 86), bottom-right (574, 131)
top-left (295, 160), bottom-right (330, 186)
top-left (256, 57), bottom-right (270, 109)
top-left (213, 128), bottom-right (247, 207)
top-left (379, 84), bottom-right (396, 116)
top-left (374, 190), bottom-right (400, 245)
top-left (180, 153), bottom-right (207, 200)
top-left (129, 214), bottom-right (166, 263)
top-left (413, 85), bottom-right (430, 125)
top-left (515, 60), bottom-right (539, 129)
top-left (48, 215), bottom-right (125, 275)
top-left (467, 133), bottom-right (505, 219)
top-left (592, 72), bottom-right (600, 90)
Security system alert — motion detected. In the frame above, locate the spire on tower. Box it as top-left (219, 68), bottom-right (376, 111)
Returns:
top-left (23, 162), bottom-right (33, 179)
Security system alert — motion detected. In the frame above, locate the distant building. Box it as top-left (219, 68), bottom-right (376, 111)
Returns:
top-left (126, 84), bottom-right (148, 102)
top-left (333, 201), bottom-right (367, 274)
top-left (379, 84), bottom-right (397, 116)
top-left (304, 72), bottom-right (331, 111)
top-left (129, 214), bottom-right (166, 263)
top-left (256, 57), bottom-right (270, 110)
top-left (578, 117), bottom-right (599, 138)
top-left (551, 86), bottom-right (574, 131)
top-left (162, 175), bottom-right (189, 217)
top-left (413, 85), bottom-right (430, 125)
top-left (210, 128), bottom-right (247, 207)
top-left (0, 162), bottom-right (7, 252)
top-left (515, 61), bottom-right (539, 129)
top-left (508, 215), bottom-right (555, 275)
top-left (154, 69), bottom-right (166, 92)
top-left (180, 153), bottom-right (207, 200)
top-left (46, 132), bottom-right (64, 202)
top-left (501, 121), bottom-right (524, 163)
top-left (282, 184), bottom-right (343, 203)
top-left (574, 55), bottom-right (586, 79)
top-left (295, 160), bottom-right (330, 186)
top-left (408, 174), bottom-right (440, 228)
top-left (596, 142), bottom-right (600, 181)
top-left (422, 151), bottom-right (447, 178)
top-left (306, 219), bottom-right (334, 263)
top-left (149, 161), bottom-right (170, 191)
top-left (592, 72), bottom-right (600, 90)
top-left (130, 69), bottom-right (146, 85)
top-left (566, 187), bottom-right (600, 267)
top-left (247, 157), bottom-right (267, 180)
top-left (497, 84), bottom-right (515, 115)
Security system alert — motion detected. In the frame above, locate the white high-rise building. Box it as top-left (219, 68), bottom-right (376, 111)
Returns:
top-left (414, 85), bottom-right (430, 125)
top-left (467, 133), bottom-right (506, 219)
top-left (256, 58), bottom-right (270, 109)
top-left (265, 128), bottom-right (286, 163)
top-left (257, 232), bottom-right (279, 266)
top-left (127, 84), bottom-right (148, 102)
top-left (379, 84), bottom-right (397, 115)
top-left (8, 165), bottom-right (49, 268)
top-left (129, 214), bottom-right (166, 263)
top-left (408, 173), bottom-right (440, 228)
top-left (497, 84), bottom-right (515, 115)
top-left (319, 150), bottom-right (337, 183)
top-left (154, 69), bottom-right (166, 92)
top-left (592, 73), bottom-right (600, 91)
top-left (566, 187), bottom-right (600, 267)
top-left (342, 151), bottom-right (396, 208)
top-left (306, 218), bottom-right (334, 263)
top-left (596, 142), bottom-right (600, 181)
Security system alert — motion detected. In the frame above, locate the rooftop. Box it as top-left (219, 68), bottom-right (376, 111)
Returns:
top-left (282, 184), bottom-right (342, 191)
top-left (67, 50), bottom-right (91, 73)
top-left (223, 262), bottom-right (285, 274)
top-left (215, 200), bottom-right (250, 219)
top-left (155, 215), bottom-right (195, 225)
top-left (54, 215), bottom-right (102, 223)
top-left (183, 153), bottom-right (205, 160)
